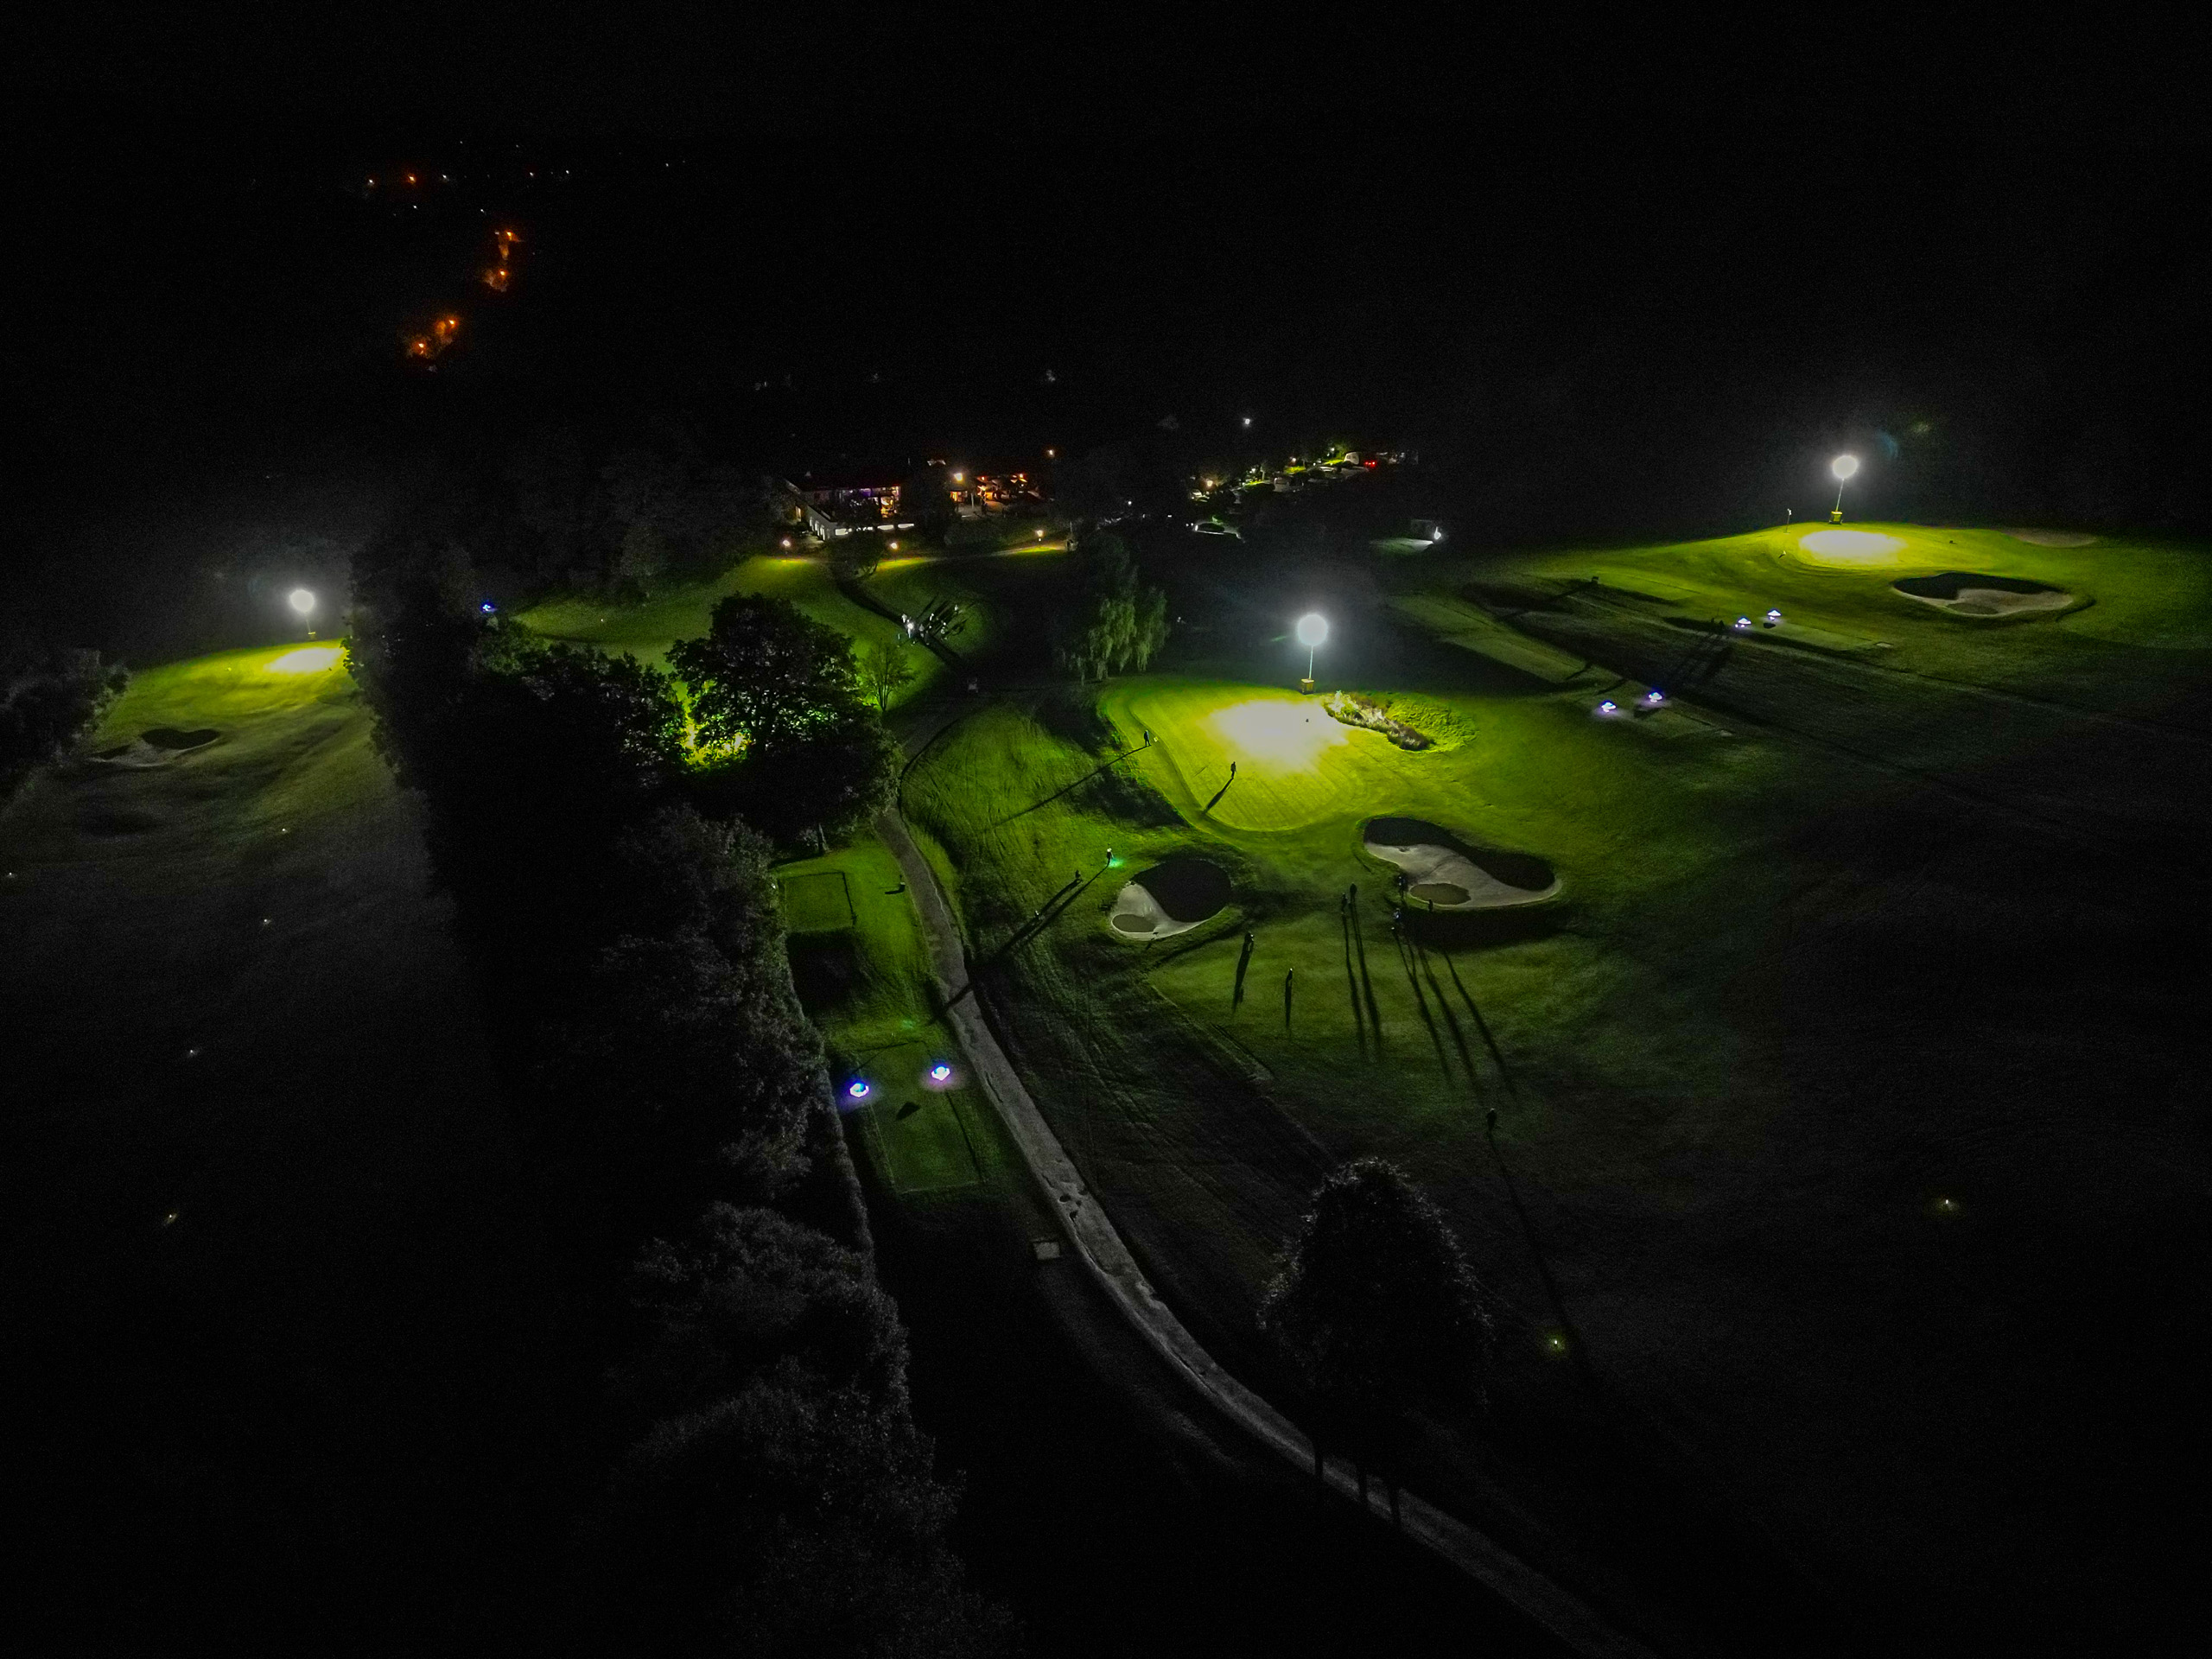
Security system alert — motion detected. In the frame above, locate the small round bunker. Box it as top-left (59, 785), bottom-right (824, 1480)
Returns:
top-left (1363, 817), bottom-right (1559, 910)
top-left (1109, 856), bottom-right (1230, 940)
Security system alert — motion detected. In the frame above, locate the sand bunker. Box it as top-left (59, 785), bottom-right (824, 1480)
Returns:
top-left (1798, 529), bottom-right (1907, 563)
top-left (2006, 529), bottom-right (2098, 548)
top-left (1893, 572), bottom-right (2072, 617)
top-left (1363, 817), bottom-right (1558, 910)
top-left (1109, 856), bottom-right (1230, 940)
top-left (143, 728), bottom-right (219, 750)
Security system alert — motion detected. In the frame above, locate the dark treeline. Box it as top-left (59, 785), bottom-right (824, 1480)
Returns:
top-left (346, 477), bottom-right (1007, 1653)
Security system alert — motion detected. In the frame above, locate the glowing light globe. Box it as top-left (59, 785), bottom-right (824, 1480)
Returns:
top-left (1831, 454), bottom-right (1859, 481)
top-left (846, 1080), bottom-right (870, 1100)
top-left (929, 1063), bottom-right (952, 1082)
top-left (288, 588), bottom-right (315, 615)
top-left (1295, 613), bottom-right (1329, 649)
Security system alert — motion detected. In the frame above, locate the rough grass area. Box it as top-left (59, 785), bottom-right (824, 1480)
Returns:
top-left (0, 642), bottom-right (559, 1645)
top-left (901, 522), bottom-right (2209, 1653)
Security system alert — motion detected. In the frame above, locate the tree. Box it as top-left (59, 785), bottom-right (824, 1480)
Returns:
top-left (1258, 1158), bottom-right (1491, 1523)
top-left (1054, 536), bottom-right (1171, 683)
top-left (590, 1382), bottom-right (1019, 1656)
top-left (858, 639), bottom-right (918, 713)
top-left (671, 595), bottom-right (899, 843)
top-left (899, 464), bottom-right (956, 534)
top-left (617, 1202), bottom-right (909, 1420)
top-left (670, 594), bottom-right (861, 753)
top-left (1, 647), bottom-right (129, 801)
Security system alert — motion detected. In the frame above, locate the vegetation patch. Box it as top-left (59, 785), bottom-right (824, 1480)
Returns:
top-left (1321, 690), bottom-right (1431, 749)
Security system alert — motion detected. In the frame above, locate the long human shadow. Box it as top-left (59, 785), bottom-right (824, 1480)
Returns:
top-left (1414, 938), bottom-right (1480, 1090)
top-left (1233, 932), bottom-right (1254, 1012)
top-left (1442, 952), bottom-right (1518, 1097)
top-left (1392, 926), bottom-right (1452, 1081)
top-left (988, 743), bottom-right (1152, 829)
top-left (1338, 909), bottom-right (1366, 1060)
top-left (1348, 899), bottom-right (1383, 1058)
top-left (1485, 1120), bottom-right (1605, 1405)
top-left (1201, 772), bottom-right (1237, 814)
top-left (945, 871), bottom-right (1093, 1007)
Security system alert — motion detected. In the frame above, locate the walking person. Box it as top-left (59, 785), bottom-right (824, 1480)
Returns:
top-left (1283, 968), bottom-right (1295, 1029)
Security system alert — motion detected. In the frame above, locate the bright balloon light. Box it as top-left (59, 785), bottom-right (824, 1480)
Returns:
top-left (288, 588), bottom-right (316, 615)
top-left (1295, 613), bottom-right (1328, 648)
top-left (1831, 454), bottom-right (1859, 480)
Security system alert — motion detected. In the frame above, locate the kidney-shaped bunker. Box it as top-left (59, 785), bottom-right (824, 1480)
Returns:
top-left (1893, 572), bottom-right (2072, 617)
top-left (1363, 817), bottom-right (1559, 909)
top-left (1109, 856), bottom-right (1231, 940)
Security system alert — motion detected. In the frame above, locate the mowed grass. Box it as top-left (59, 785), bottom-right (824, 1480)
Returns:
top-left (514, 550), bottom-right (1011, 709)
top-left (906, 524), bottom-right (2212, 1649)
top-left (774, 839), bottom-right (993, 1198)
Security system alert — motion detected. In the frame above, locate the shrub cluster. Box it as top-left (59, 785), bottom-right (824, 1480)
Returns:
top-left (1, 646), bottom-right (129, 801)
top-left (1321, 690), bottom-right (1431, 749)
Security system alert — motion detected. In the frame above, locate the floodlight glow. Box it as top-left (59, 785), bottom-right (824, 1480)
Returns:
top-left (1766, 608), bottom-right (1783, 622)
top-left (266, 645), bottom-right (342, 675)
top-left (1644, 690), bottom-right (1665, 704)
top-left (1734, 617), bottom-right (1752, 630)
top-left (480, 601), bottom-right (497, 613)
top-left (1598, 700), bottom-right (1618, 714)
top-left (846, 1080), bottom-right (871, 1099)
top-left (929, 1063), bottom-right (952, 1082)
top-left (288, 588), bottom-right (316, 615)
top-left (1831, 454), bottom-right (1859, 480)
top-left (1208, 698), bottom-right (1348, 768)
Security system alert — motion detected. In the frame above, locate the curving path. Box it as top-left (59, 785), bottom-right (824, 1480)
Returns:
top-left (875, 804), bottom-right (1655, 1659)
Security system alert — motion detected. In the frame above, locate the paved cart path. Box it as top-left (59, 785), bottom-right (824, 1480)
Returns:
top-left (875, 804), bottom-right (1655, 1659)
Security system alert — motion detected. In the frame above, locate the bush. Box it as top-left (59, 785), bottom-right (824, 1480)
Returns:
top-left (1, 647), bottom-right (129, 799)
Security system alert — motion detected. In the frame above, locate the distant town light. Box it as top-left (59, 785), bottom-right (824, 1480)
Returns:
top-left (780, 537), bottom-right (792, 549)
top-left (1241, 416), bottom-right (1252, 428)
top-left (288, 588), bottom-right (315, 615)
top-left (480, 601), bottom-right (497, 613)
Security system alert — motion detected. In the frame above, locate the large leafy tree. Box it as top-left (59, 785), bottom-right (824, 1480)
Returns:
top-left (1055, 537), bottom-right (1170, 683)
top-left (857, 638), bottom-right (918, 713)
top-left (671, 595), bottom-right (899, 842)
top-left (1259, 1158), bottom-right (1492, 1521)
top-left (670, 594), bottom-right (862, 753)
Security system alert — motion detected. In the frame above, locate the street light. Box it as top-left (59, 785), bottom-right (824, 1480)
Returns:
top-left (1295, 611), bottom-right (1327, 690)
top-left (1829, 454), bottom-right (1859, 522)
top-left (288, 588), bottom-right (315, 616)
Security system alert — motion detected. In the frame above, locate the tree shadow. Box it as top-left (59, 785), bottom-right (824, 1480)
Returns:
top-left (988, 743), bottom-right (1151, 829)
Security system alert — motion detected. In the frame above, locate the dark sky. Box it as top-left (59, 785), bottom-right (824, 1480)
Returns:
top-left (5, 11), bottom-right (2209, 546)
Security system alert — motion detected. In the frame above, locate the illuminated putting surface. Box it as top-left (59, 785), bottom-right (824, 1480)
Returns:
top-left (1796, 529), bottom-right (1908, 564)
top-left (266, 645), bottom-right (344, 675)
top-left (1122, 681), bottom-right (1414, 832)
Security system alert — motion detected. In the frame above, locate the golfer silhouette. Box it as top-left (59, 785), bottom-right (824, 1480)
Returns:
top-left (1283, 968), bottom-right (1294, 1028)
top-left (1229, 760), bottom-right (1236, 779)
